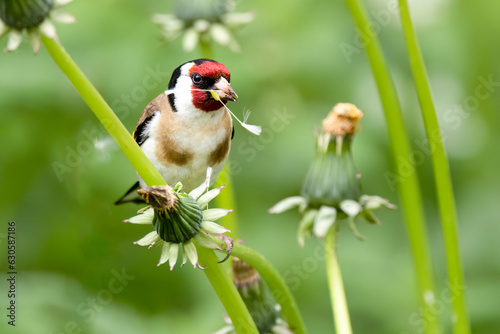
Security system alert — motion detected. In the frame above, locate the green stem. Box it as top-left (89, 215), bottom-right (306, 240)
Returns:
top-left (200, 38), bottom-right (214, 59)
top-left (344, 1), bottom-right (441, 333)
top-left (196, 244), bottom-right (258, 334)
top-left (214, 239), bottom-right (308, 334)
top-left (398, 1), bottom-right (470, 333)
top-left (42, 38), bottom-right (164, 186)
top-left (325, 225), bottom-right (352, 334)
top-left (41, 35), bottom-right (258, 334)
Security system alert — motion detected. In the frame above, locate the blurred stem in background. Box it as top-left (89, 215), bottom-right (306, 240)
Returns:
top-left (200, 38), bottom-right (214, 59)
top-left (398, 1), bottom-right (470, 333)
top-left (344, 0), bottom-right (441, 332)
top-left (325, 225), bottom-right (352, 334)
top-left (199, 38), bottom-right (240, 239)
top-left (216, 160), bottom-right (239, 237)
top-left (41, 35), bottom-right (259, 334)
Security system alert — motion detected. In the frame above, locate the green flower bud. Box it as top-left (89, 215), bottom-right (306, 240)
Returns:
top-left (128, 171), bottom-right (233, 270)
top-left (0, 0), bottom-right (75, 53)
top-left (270, 103), bottom-right (395, 244)
top-left (138, 185), bottom-right (203, 244)
top-left (174, 0), bottom-right (231, 23)
top-left (0, 0), bottom-right (54, 30)
top-left (301, 103), bottom-right (363, 209)
top-left (301, 135), bottom-right (360, 208)
top-left (153, 0), bottom-right (253, 54)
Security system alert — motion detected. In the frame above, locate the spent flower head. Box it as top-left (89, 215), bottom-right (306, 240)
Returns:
top-left (212, 256), bottom-right (292, 334)
top-left (0, 0), bottom-right (75, 53)
top-left (152, 0), bottom-right (255, 53)
top-left (269, 103), bottom-right (396, 246)
top-left (125, 168), bottom-right (233, 270)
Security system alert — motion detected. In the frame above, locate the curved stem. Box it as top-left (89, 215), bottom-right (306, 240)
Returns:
top-left (41, 35), bottom-right (258, 334)
top-left (344, 1), bottom-right (441, 333)
top-left (213, 239), bottom-right (308, 334)
top-left (398, 1), bottom-right (470, 333)
top-left (325, 225), bottom-right (352, 334)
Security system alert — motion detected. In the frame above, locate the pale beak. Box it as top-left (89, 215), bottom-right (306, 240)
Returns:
top-left (213, 77), bottom-right (238, 102)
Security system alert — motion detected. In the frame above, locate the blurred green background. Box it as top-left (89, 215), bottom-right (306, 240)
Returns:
top-left (1, 0), bottom-right (499, 333)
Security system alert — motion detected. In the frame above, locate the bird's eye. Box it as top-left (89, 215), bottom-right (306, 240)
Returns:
top-left (191, 73), bottom-right (203, 85)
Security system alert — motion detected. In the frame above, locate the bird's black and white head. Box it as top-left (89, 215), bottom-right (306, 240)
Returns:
top-left (167, 58), bottom-right (238, 114)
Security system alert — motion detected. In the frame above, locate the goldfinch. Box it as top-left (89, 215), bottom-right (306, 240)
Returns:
top-left (116, 58), bottom-right (237, 204)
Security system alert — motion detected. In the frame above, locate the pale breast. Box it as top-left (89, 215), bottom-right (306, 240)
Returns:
top-left (143, 101), bottom-right (232, 191)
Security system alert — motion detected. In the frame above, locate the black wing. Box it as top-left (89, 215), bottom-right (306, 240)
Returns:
top-left (133, 114), bottom-right (155, 146)
top-left (114, 181), bottom-right (145, 205)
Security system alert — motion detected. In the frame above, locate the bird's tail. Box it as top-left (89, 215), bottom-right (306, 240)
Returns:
top-left (114, 181), bottom-right (145, 205)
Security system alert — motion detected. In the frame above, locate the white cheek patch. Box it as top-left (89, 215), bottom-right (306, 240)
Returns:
top-left (174, 73), bottom-right (196, 115)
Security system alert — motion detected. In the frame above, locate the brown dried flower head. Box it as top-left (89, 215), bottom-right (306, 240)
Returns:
top-left (232, 257), bottom-right (260, 291)
top-left (322, 103), bottom-right (363, 136)
top-left (137, 185), bottom-right (177, 211)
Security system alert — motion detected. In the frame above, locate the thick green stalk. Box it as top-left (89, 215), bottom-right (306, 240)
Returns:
top-left (344, 1), bottom-right (440, 332)
top-left (196, 244), bottom-right (257, 333)
top-left (41, 35), bottom-right (258, 334)
top-left (398, 1), bottom-right (470, 333)
top-left (214, 240), bottom-right (308, 334)
top-left (325, 225), bottom-right (352, 334)
top-left (42, 39), bottom-right (164, 186)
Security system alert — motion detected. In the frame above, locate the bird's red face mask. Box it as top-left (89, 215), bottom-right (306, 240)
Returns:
top-left (189, 62), bottom-right (238, 112)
